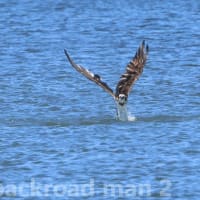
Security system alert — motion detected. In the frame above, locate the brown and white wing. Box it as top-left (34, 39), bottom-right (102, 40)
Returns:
top-left (115, 40), bottom-right (149, 98)
top-left (64, 50), bottom-right (115, 98)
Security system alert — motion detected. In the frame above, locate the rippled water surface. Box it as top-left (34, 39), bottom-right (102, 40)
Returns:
top-left (0, 1), bottom-right (200, 199)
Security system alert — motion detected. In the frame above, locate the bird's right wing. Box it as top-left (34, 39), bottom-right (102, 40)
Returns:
top-left (64, 50), bottom-right (115, 98)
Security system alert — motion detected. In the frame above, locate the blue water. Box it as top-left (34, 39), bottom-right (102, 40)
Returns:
top-left (0, 1), bottom-right (200, 199)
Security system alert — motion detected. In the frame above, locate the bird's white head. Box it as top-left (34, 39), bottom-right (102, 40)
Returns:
top-left (117, 94), bottom-right (127, 106)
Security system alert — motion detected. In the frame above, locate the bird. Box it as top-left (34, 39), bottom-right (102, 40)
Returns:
top-left (64, 40), bottom-right (149, 121)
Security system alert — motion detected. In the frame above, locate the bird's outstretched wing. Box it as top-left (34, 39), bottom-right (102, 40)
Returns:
top-left (64, 49), bottom-right (115, 98)
top-left (115, 40), bottom-right (149, 98)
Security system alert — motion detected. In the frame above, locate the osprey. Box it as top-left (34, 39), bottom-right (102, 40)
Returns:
top-left (64, 40), bottom-right (149, 121)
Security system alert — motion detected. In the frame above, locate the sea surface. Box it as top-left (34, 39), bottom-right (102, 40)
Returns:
top-left (0, 1), bottom-right (200, 199)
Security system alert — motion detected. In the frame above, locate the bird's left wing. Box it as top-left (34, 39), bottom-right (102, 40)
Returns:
top-left (115, 40), bottom-right (149, 98)
top-left (64, 50), bottom-right (115, 98)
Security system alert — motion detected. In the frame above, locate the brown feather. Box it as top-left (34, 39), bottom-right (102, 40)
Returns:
top-left (115, 40), bottom-right (149, 98)
top-left (64, 50), bottom-right (115, 98)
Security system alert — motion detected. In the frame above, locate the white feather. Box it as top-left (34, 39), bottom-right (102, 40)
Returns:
top-left (116, 102), bottom-right (128, 121)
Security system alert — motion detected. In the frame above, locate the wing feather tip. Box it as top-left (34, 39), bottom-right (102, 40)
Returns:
top-left (146, 44), bottom-right (149, 53)
top-left (142, 40), bottom-right (145, 46)
top-left (64, 49), bottom-right (70, 59)
top-left (64, 49), bottom-right (67, 55)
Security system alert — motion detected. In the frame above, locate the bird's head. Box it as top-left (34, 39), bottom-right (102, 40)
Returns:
top-left (117, 94), bottom-right (127, 106)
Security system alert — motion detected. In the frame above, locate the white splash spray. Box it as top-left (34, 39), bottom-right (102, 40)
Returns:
top-left (115, 102), bottom-right (136, 122)
top-left (127, 112), bottom-right (136, 121)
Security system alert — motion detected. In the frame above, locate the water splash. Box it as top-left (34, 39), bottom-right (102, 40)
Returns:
top-left (116, 102), bottom-right (137, 122)
top-left (128, 112), bottom-right (137, 121)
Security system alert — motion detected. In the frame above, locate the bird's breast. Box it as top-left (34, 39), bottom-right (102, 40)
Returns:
top-left (116, 102), bottom-right (128, 121)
